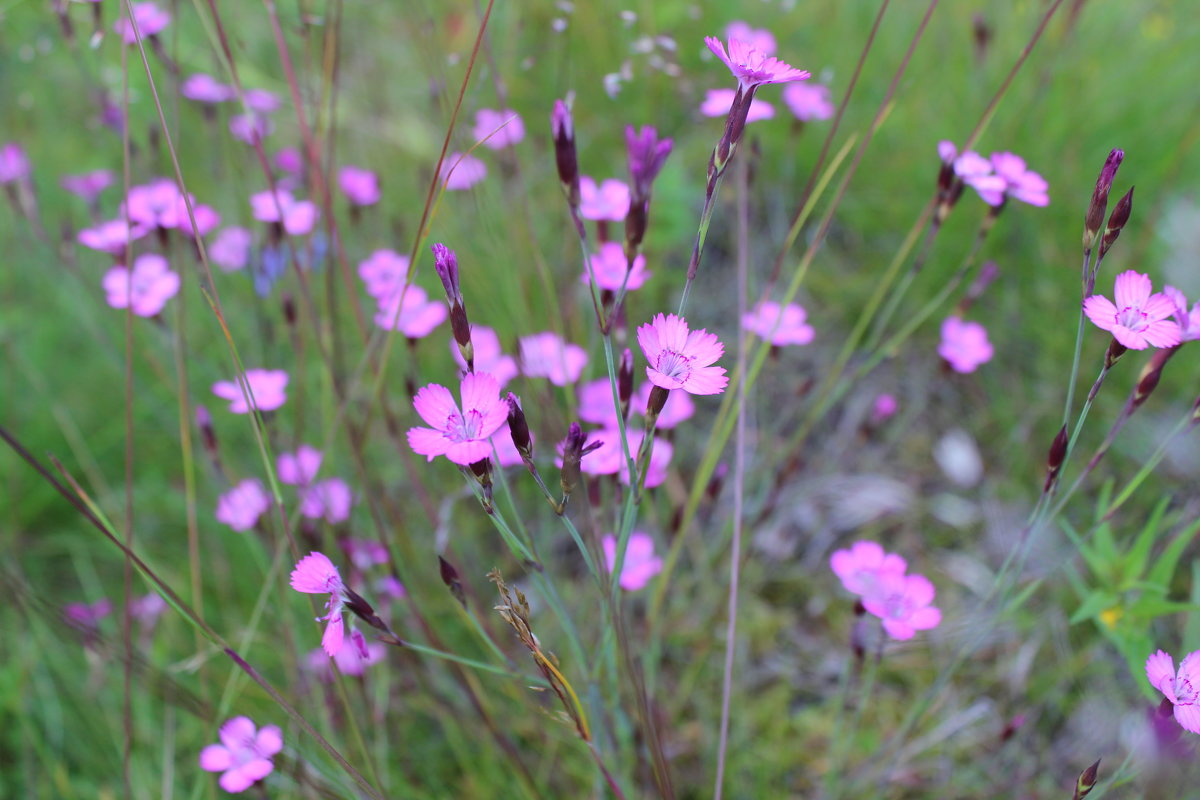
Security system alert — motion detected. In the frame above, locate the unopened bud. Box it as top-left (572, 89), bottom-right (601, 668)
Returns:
top-left (1044, 424), bottom-right (1068, 491)
top-left (1098, 186), bottom-right (1133, 260)
top-left (645, 384), bottom-right (669, 421)
top-left (344, 587), bottom-right (387, 632)
top-left (1104, 338), bottom-right (1127, 369)
top-left (618, 348), bottom-right (634, 419)
top-left (1072, 758), bottom-right (1100, 800)
top-left (551, 99), bottom-right (580, 209)
top-left (505, 393), bottom-right (533, 459)
top-left (1133, 346), bottom-right (1177, 410)
top-left (431, 243), bottom-right (462, 304)
top-left (1084, 149), bottom-right (1123, 249)
top-left (282, 292), bottom-right (297, 326)
top-left (195, 405), bottom-right (217, 455)
top-left (438, 555), bottom-right (467, 609)
top-left (558, 423), bottom-right (601, 504)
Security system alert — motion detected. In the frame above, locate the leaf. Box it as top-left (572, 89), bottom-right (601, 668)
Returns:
top-left (1070, 590), bottom-right (1120, 625)
top-left (1146, 516), bottom-right (1200, 589)
top-left (1124, 495), bottom-right (1172, 583)
top-left (1126, 597), bottom-right (1200, 620)
top-left (1060, 519), bottom-right (1107, 580)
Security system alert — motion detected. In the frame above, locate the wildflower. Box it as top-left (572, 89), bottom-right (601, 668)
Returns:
top-left (439, 152), bottom-right (487, 190)
top-left (742, 300), bottom-right (815, 346)
top-left (551, 99), bottom-right (580, 207)
top-left (102, 253), bottom-right (180, 316)
top-left (274, 148), bottom-right (303, 175)
top-left (215, 479), bottom-right (271, 532)
top-left (637, 312), bottom-right (728, 395)
top-left (250, 189), bottom-right (318, 236)
top-left (700, 88), bottom-right (775, 122)
top-left (558, 423), bottom-right (603, 499)
top-left (61, 170), bottom-right (115, 202)
top-left (1146, 649), bottom-right (1200, 734)
top-left (1084, 149), bottom-right (1123, 247)
top-left (376, 575), bottom-right (406, 599)
top-left (625, 125), bottom-right (673, 200)
top-left (199, 716), bottom-right (283, 794)
top-left (473, 108), bottom-right (526, 149)
top-left (960, 151), bottom-right (1049, 208)
top-left (724, 21), bottom-right (776, 56)
top-left (181, 73), bottom-right (235, 104)
top-left (243, 89), bottom-right (280, 114)
top-left (306, 633), bottom-right (385, 679)
top-left (603, 532), bottom-right (663, 591)
top-left (64, 598), bottom-right (112, 629)
top-left (176, 202), bottom-right (221, 238)
top-left (582, 241), bottom-right (651, 291)
top-left (211, 369), bottom-right (289, 414)
top-left (78, 218), bottom-right (149, 255)
top-left (862, 571), bottom-right (942, 640)
top-left (938, 316), bottom-right (994, 373)
top-left (579, 177), bottom-right (631, 221)
top-left (520, 332), bottom-right (588, 386)
top-left (705, 36), bottom-right (810, 91)
top-left (1083, 271), bottom-right (1181, 350)
top-left (782, 82), bottom-right (835, 121)
top-left (341, 537), bottom-right (389, 570)
top-left (229, 114), bottom-right (274, 144)
top-left (830, 541), bottom-right (907, 596)
top-left (277, 445), bottom-right (322, 486)
top-left (1164, 286), bottom-right (1200, 342)
top-left (871, 393), bottom-right (898, 423)
top-left (357, 249), bottom-right (410, 301)
top-left (338, 165), bottom-right (381, 206)
top-left (372, 285), bottom-right (448, 338)
top-left (113, 2), bottom-right (170, 43)
top-left (125, 178), bottom-right (183, 230)
top-left (299, 478), bottom-right (353, 524)
top-left (432, 243), bottom-right (472, 365)
top-left (578, 429), bottom-right (673, 488)
top-left (407, 372), bottom-right (509, 465)
top-left (451, 326), bottom-right (519, 385)
top-left (578, 378), bottom-right (621, 426)
top-left (130, 593), bottom-right (167, 629)
top-left (635, 381), bottom-right (694, 429)
top-left (210, 227), bottom-right (253, 272)
top-left (0, 142), bottom-right (29, 184)
top-left (290, 551), bottom-right (351, 656)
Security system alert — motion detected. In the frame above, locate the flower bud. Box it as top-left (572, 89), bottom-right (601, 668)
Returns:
top-left (505, 392), bottom-right (533, 460)
top-left (1084, 149), bottom-right (1123, 249)
top-left (1044, 424), bottom-right (1068, 492)
top-left (618, 348), bottom-right (634, 419)
top-left (431, 243), bottom-right (462, 305)
top-left (438, 555), bottom-right (467, 609)
top-left (1133, 346), bottom-right (1177, 410)
top-left (558, 423), bottom-right (601, 505)
top-left (551, 99), bottom-right (580, 209)
top-left (1098, 186), bottom-right (1133, 260)
top-left (1073, 758), bottom-right (1100, 800)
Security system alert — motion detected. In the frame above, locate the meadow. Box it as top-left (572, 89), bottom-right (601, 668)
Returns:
top-left (2, 0), bottom-right (1200, 797)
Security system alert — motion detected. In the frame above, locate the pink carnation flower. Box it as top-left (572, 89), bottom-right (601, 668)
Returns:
top-left (65, 598), bottom-right (112, 628)
top-left (782, 82), bottom-right (834, 121)
top-left (579, 176), bottom-right (631, 221)
top-left (1146, 649), bottom-right (1200, 734)
top-left (131, 593), bottom-right (167, 629)
top-left (341, 537), bottom-right (389, 570)
top-left (372, 285), bottom-right (448, 338)
top-left (701, 88), bottom-right (775, 122)
top-left (0, 142), bottom-right (29, 184)
top-left (78, 218), bottom-right (149, 255)
top-left (215, 479), bottom-right (271, 532)
top-left (742, 300), bottom-right (815, 346)
top-left (250, 189), bottom-right (318, 236)
top-left (724, 21), bottom-right (776, 56)
top-left (61, 170), bottom-right (115, 202)
top-left (244, 89), bottom-right (281, 114)
top-left (212, 369), bottom-right (289, 414)
top-left (871, 393), bottom-right (898, 423)
top-left (306, 632), bottom-right (385, 679)
top-left (229, 114), bottom-right (274, 144)
top-left (181, 73), bottom-right (235, 104)
top-left (830, 540), bottom-right (907, 596)
top-left (578, 378), bottom-right (620, 427)
top-left (580, 429), bottom-right (672, 488)
top-left (1164, 286), bottom-right (1200, 342)
top-left (635, 381), bottom-right (694, 429)
top-left (704, 35), bottom-right (810, 91)
top-left (290, 551), bottom-right (351, 656)
top-left (1083, 272), bottom-right (1182, 350)
top-left (439, 152), bottom-right (487, 190)
top-left (102, 253), bottom-right (181, 317)
top-left (176, 202), bottom-right (221, 239)
top-left (338, 165), bottom-right (381, 206)
top-left (113, 2), bottom-right (170, 43)
top-left (299, 478), bottom-right (353, 524)
top-left (957, 151), bottom-right (1049, 207)
top-left (473, 108), bottom-right (525, 149)
top-left (357, 249), bottom-right (410, 301)
top-left (603, 532), bottom-right (663, 591)
top-left (637, 312), bottom-right (728, 395)
top-left (125, 178), bottom-right (183, 229)
top-left (938, 317), bottom-right (994, 373)
top-left (210, 227), bottom-right (253, 272)
top-left (582, 241), bottom-right (651, 291)
top-left (274, 148), bottom-right (303, 174)
top-left (862, 571), bottom-right (942, 640)
top-left (277, 445), bottom-right (322, 486)
top-left (520, 332), bottom-right (588, 386)
top-left (451, 326), bottom-right (518, 386)
top-left (407, 372), bottom-right (509, 465)
top-left (199, 716), bottom-right (283, 794)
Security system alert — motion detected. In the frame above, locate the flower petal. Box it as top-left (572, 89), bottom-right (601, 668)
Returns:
top-left (1147, 649), bottom-right (1178, 701)
top-left (199, 744), bottom-right (232, 772)
top-left (255, 725), bottom-right (283, 757)
top-left (412, 383), bottom-right (459, 430)
top-left (1082, 295), bottom-right (1118, 331)
top-left (218, 716), bottom-right (256, 750)
top-left (1113, 271), bottom-right (1151, 309)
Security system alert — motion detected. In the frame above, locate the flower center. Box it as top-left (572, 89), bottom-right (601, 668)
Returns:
top-left (1116, 305), bottom-right (1149, 332)
top-left (1176, 676), bottom-right (1197, 705)
top-left (447, 409), bottom-right (484, 442)
top-left (655, 349), bottom-right (693, 382)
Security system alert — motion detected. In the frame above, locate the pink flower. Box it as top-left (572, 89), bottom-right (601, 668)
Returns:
top-left (274, 148), bottom-right (303, 174)
top-left (862, 571), bottom-right (942, 640)
top-left (937, 140), bottom-right (959, 165)
top-left (871, 393), bottom-right (898, 422)
top-left (61, 170), bottom-right (115, 202)
top-left (1083, 271), bottom-right (1181, 350)
top-left (701, 88), bottom-right (775, 122)
top-left (603, 532), bottom-right (663, 591)
top-left (373, 285), bottom-right (448, 338)
top-left (0, 142), bottom-right (29, 184)
top-left (439, 152), bottom-right (487, 190)
top-left (473, 108), bottom-right (525, 149)
top-left (229, 114), bottom-right (274, 144)
top-left (250, 189), bottom-right (318, 236)
top-left (451, 326), bottom-right (519, 385)
top-left (938, 317), bottom-right (994, 373)
top-left (490, 430), bottom-right (527, 467)
top-left (637, 313), bottom-right (728, 395)
top-left (958, 151), bottom-right (1049, 207)
top-left (244, 89), bottom-right (281, 114)
top-left (176, 202), bottom-right (221, 238)
top-left (65, 598), bottom-right (112, 628)
top-left (215, 479), bottom-right (271, 532)
top-left (210, 227), bottom-right (253, 271)
top-left (78, 218), bottom-right (149, 255)
top-left (338, 165), bottom-right (380, 206)
top-left (578, 378), bottom-right (621, 426)
top-left (199, 716), bottom-right (283, 794)
top-left (125, 178), bottom-right (183, 229)
top-left (131, 593), bottom-right (167, 628)
top-left (407, 373), bottom-right (509, 465)
top-left (829, 540), bottom-right (907, 596)
top-left (277, 445), bottom-right (322, 486)
top-left (582, 241), bottom-right (651, 291)
top-left (579, 177), bottom-right (631, 221)
top-left (357, 249), bottom-right (410, 301)
top-left (724, 21), bottom-right (776, 56)
top-left (579, 429), bottom-right (673, 488)
top-left (307, 632), bottom-right (385, 679)
top-left (102, 253), bottom-right (181, 316)
top-left (519, 332), bottom-right (588, 386)
top-left (113, 2), bottom-right (170, 43)
top-left (741, 300), bottom-right (815, 346)
top-left (1164, 286), bottom-right (1200, 342)
top-left (705, 36), bottom-right (810, 91)
top-left (299, 478), bottom-right (353, 524)
top-left (341, 537), bottom-right (389, 570)
top-left (1146, 649), bottom-right (1200, 734)
top-left (290, 551), bottom-right (350, 656)
top-left (212, 369), bottom-right (289, 414)
top-left (376, 575), bottom-right (406, 599)
top-left (182, 73), bottom-right (235, 104)
top-left (635, 381), bottom-right (694, 429)
top-left (782, 82), bottom-right (834, 121)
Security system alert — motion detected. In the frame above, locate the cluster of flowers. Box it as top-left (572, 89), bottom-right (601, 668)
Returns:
top-left (215, 445), bottom-right (354, 531)
top-left (937, 141), bottom-right (1049, 209)
top-left (1084, 271), bottom-right (1196, 350)
top-left (830, 540), bottom-right (941, 640)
